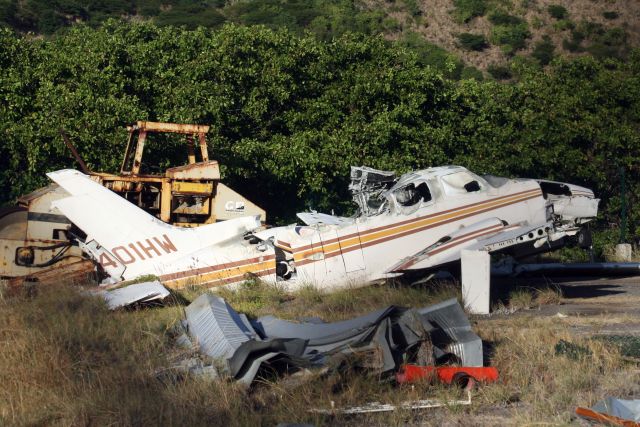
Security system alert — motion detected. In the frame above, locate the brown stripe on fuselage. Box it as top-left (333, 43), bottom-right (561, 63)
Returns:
top-left (287, 188), bottom-right (540, 253)
top-left (303, 191), bottom-right (541, 264)
top-left (164, 268), bottom-right (276, 289)
top-left (160, 189), bottom-right (541, 285)
top-left (396, 223), bottom-right (506, 270)
top-left (159, 254), bottom-right (275, 281)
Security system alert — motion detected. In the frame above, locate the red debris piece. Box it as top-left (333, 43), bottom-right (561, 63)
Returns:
top-left (396, 365), bottom-right (499, 388)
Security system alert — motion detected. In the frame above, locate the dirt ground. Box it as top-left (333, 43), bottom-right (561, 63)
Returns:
top-left (491, 274), bottom-right (640, 328)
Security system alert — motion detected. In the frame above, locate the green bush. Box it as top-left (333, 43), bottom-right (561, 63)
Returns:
top-left (457, 32), bottom-right (488, 51)
top-left (601, 27), bottom-right (626, 47)
top-left (488, 10), bottom-right (523, 26)
top-left (37, 8), bottom-right (65, 34)
top-left (400, 32), bottom-right (465, 79)
top-left (452, 0), bottom-right (487, 23)
top-left (579, 20), bottom-right (605, 37)
top-left (491, 23), bottom-right (530, 54)
top-left (531, 36), bottom-right (555, 65)
top-left (403, 0), bottom-right (422, 17)
top-left (547, 4), bottom-right (568, 20)
top-left (562, 38), bottom-right (582, 52)
top-left (460, 66), bottom-right (483, 80)
top-left (553, 19), bottom-right (575, 31)
top-left (155, 7), bottom-right (226, 29)
top-left (602, 11), bottom-right (619, 20)
top-left (562, 28), bottom-right (585, 52)
top-left (487, 63), bottom-right (512, 79)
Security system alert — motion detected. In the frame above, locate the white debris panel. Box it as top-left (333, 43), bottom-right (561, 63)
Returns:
top-left (310, 392), bottom-right (472, 414)
top-left (101, 281), bottom-right (171, 310)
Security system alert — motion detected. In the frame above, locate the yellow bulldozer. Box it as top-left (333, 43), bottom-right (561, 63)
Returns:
top-left (0, 121), bottom-right (265, 287)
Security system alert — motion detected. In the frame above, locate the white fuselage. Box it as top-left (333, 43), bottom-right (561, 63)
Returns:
top-left (47, 166), bottom-right (597, 292)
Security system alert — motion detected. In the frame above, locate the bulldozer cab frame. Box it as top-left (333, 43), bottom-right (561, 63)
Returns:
top-left (120, 121), bottom-right (210, 175)
top-left (92, 121), bottom-right (265, 226)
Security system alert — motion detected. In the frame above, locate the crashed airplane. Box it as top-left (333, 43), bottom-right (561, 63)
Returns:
top-left (47, 165), bottom-right (599, 290)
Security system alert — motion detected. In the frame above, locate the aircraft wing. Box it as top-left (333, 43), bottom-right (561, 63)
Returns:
top-left (388, 218), bottom-right (554, 273)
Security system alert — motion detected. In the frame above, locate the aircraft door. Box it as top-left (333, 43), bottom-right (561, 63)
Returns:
top-left (338, 225), bottom-right (365, 273)
top-left (320, 230), bottom-right (346, 276)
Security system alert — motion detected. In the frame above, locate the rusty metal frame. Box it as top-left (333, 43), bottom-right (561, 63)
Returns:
top-left (121, 121), bottom-right (211, 175)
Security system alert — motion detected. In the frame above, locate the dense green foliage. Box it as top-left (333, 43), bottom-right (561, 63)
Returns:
top-left (1, 22), bottom-right (639, 235)
top-left (0, 0), bottom-right (478, 80)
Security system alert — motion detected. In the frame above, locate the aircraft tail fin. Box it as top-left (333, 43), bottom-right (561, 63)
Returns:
top-left (48, 169), bottom-right (260, 280)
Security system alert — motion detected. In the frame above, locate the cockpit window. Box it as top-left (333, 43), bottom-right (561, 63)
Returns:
top-left (441, 172), bottom-right (483, 195)
top-left (393, 182), bottom-right (432, 207)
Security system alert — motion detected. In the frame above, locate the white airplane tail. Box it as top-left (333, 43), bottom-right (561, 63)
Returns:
top-left (48, 169), bottom-right (260, 280)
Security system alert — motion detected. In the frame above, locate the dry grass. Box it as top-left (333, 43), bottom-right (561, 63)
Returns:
top-left (178, 278), bottom-right (461, 321)
top-left (477, 315), bottom-right (640, 424)
top-left (493, 284), bottom-right (562, 311)
top-left (1, 278), bottom-right (638, 426)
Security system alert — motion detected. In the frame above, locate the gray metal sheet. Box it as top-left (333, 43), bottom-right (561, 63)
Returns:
top-left (417, 298), bottom-right (483, 366)
top-left (592, 397), bottom-right (640, 421)
top-left (185, 293), bottom-right (258, 362)
top-left (252, 306), bottom-right (398, 344)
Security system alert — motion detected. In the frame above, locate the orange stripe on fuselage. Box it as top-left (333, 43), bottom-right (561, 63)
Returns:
top-left (159, 255), bottom-right (276, 289)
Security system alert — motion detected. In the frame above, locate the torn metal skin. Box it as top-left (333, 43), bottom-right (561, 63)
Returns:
top-left (47, 165), bottom-right (599, 291)
top-left (182, 295), bottom-right (482, 385)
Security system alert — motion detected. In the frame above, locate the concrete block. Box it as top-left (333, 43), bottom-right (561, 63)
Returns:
top-left (615, 244), bottom-right (633, 262)
top-left (461, 249), bottom-right (490, 315)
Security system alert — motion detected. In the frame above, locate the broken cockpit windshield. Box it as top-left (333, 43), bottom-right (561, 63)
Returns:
top-left (349, 166), bottom-right (397, 216)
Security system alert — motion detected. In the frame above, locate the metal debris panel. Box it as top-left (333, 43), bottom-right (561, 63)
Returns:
top-left (102, 280), bottom-right (170, 310)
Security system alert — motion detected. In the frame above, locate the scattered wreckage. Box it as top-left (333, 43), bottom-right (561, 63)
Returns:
top-left (101, 281), bottom-right (494, 397)
top-left (179, 296), bottom-right (483, 384)
top-left (99, 280), bottom-right (171, 310)
top-left (46, 164), bottom-right (599, 291)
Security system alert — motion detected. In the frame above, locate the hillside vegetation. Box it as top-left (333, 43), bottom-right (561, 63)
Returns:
top-left (1, 22), bottom-right (639, 238)
top-left (1, 0), bottom-right (638, 76)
